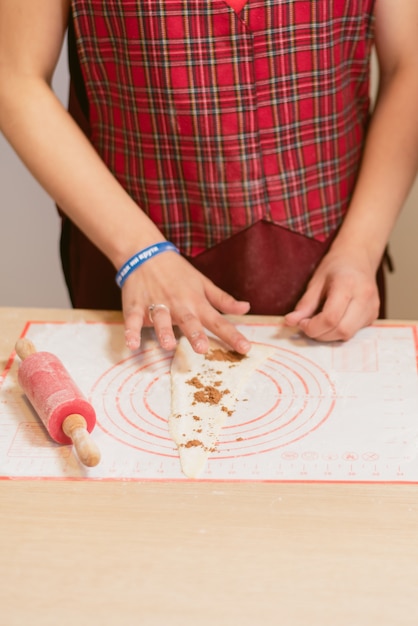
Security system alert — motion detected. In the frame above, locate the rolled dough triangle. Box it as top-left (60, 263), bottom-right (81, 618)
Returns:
top-left (170, 336), bottom-right (275, 477)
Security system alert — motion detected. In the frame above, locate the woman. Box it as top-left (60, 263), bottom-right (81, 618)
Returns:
top-left (0, 0), bottom-right (417, 354)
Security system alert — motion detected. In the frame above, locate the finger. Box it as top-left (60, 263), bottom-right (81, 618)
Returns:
top-left (303, 291), bottom-right (379, 342)
top-left (299, 293), bottom-right (366, 342)
top-left (299, 315), bottom-right (347, 342)
top-left (284, 282), bottom-right (325, 327)
top-left (203, 280), bottom-right (251, 316)
top-left (123, 308), bottom-right (144, 351)
top-left (174, 308), bottom-right (211, 354)
top-left (176, 306), bottom-right (251, 355)
top-left (148, 304), bottom-right (178, 351)
top-left (173, 281), bottom-right (252, 354)
top-left (200, 281), bottom-right (252, 352)
top-left (202, 309), bottom-right (252, 354)
top-left (298, 270), bottom-right (381, 342)
top-left (297, 289), bottom-right (351, 340)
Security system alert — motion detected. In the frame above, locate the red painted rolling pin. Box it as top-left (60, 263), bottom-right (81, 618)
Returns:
top-left (15, 338), bottom-right (101, 467)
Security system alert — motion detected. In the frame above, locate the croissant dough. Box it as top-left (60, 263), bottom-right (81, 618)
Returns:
top-left (170, 336), bottom-right (275, 477)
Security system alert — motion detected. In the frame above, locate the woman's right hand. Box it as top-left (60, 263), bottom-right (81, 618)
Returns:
top-left (121, 248), bottom-right (252, 355)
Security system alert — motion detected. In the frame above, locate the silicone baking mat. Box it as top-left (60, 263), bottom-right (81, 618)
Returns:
top-left (1, 320), bottom-right (417, 482)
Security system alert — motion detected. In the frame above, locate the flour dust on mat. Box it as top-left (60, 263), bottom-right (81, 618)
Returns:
top-left (170, 336), bottom-right (275, 477)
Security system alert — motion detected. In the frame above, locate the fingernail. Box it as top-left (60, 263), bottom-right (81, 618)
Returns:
top-left (127, 338), bottom-right (140, 351)
top-left (161, 334), bottom-right (176, 348)
top-left (237, 339), bottom-right (251, 354)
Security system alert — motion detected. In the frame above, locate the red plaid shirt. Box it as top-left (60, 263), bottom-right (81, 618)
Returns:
top-left (69, 0), bottom-right (375, 256)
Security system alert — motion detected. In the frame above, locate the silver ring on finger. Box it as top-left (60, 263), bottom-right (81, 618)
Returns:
top-left (148, 303), bottom-right (170, 324)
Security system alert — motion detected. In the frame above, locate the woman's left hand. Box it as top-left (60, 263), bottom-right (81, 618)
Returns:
top-left (284, 246), bottom-right (381, 341)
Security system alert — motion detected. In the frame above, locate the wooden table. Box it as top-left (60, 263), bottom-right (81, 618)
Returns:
top-left (1, 307), bottom-right (418, 626)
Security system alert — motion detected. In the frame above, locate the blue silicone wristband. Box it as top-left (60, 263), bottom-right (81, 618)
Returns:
top-left (115, 241), bottom-right (180, 288)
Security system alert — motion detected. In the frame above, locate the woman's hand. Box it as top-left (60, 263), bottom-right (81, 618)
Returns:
top-left (285, 0), bottom-right (418, 342)
top-left (121, 250), bottom-right (252, 354)
top-left (284, 246), bottom-right (380, 342)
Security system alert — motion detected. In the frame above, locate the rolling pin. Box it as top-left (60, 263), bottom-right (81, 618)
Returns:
top-left (15, 338), bottom-right (101, 467)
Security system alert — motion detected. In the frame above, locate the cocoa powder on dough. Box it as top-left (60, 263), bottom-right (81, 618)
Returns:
top-left (205, 348), bottom-right (246, 363)
top-left (194, 385), bottom-right (225, 405)
top-left (186, 376), bottom-right (204, 389)
top-left (184, 439), bottom-right (204, 449)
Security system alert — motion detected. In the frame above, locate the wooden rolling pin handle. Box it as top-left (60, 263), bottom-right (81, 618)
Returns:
top-left (15, 338), bottom-right (37, 360)
top-left (62, 414), bottom-right (101, 468)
